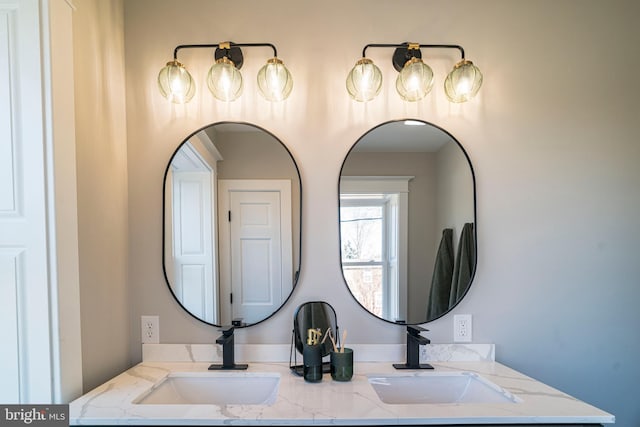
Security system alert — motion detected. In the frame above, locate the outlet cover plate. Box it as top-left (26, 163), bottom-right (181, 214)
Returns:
top-left (141, 315), bottom-right (159, 344)
top-left (454, 314), bottom-right (472, 343)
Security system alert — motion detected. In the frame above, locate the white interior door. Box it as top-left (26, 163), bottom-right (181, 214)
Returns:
top-left (0, 0), bottom-right (82, 403)
top-left (0, 3), bottom-right (22, 402)
top-left (172, 171), bottom-right (217, 324)
top-left (218, 180), bottom-right (292, 325)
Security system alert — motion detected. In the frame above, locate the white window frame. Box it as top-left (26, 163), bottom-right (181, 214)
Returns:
top-left (340, 176), bottom-right (412, 322)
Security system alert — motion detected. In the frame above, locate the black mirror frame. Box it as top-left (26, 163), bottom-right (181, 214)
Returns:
top-left (337, 119), bottom-right (478, 325)
top-left (162, 121), bottom-right (303, 328)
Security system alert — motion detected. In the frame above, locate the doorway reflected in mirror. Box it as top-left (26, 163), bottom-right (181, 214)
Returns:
top-left (163, 122), bottom-right (301, 327)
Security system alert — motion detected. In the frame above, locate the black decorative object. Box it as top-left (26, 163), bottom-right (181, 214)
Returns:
top-left (289, 301), bottom-right (339, 376)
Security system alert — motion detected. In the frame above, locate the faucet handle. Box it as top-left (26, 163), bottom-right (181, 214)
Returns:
top-left (219, 325), bottom-right (235, 337)
top-left (407, 325), bottom-right (428, 336)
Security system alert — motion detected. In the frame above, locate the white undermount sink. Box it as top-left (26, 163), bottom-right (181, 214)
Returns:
top-left (133, 372), bottom-right (280, 405)
top-left (367, 371), bottom-right (521, 404)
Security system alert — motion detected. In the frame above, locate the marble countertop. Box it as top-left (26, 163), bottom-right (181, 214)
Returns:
top-left (69, 346), bottom-right (614, 426)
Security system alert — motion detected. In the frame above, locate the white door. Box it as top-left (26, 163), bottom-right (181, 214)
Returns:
top-left (0, 5), bottom-right (23, 398)
top-left (172, 171), bottom-right (217, 324)
top-left (218, 180), bottom-right (292, 325)
top-left (1, 0), bottom-right (82, 403)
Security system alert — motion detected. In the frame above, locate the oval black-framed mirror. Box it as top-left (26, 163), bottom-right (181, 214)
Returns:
top-left (338, 119), bottom-right (476, 325)
top-left (163, 122), bottom-right (302, 327)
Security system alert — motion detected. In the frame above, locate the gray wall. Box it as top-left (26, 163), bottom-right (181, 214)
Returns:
top-left (115, 1), bottom-right (640, 425)
top-left (72, 0), bottom-right (130, 392)
top-left (435, 141), bottom-right (474, 242)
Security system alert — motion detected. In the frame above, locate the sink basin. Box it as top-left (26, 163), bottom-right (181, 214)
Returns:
top-left (134, 372), bottom-right (280, 405)
top-left (367, 371), bottom-right (521, 404)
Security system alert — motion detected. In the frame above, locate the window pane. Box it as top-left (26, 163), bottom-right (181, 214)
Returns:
top-left (340, 205), bottom-right (383, 262)
top-left (343, 265), bottom-right (383, 317)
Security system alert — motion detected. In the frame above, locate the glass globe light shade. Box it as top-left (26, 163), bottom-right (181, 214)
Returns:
top-left (207, 56), bottom-right (243, 101)
top-left (395, 57), bottom-right (434, 102)
top-left (157, 60), bottom-right (195, 104)
top-left (444, 60), bottom-right (483, 103)
top-left (346, 58), bottom-right (382, 102)
top-left (257, 58), bottom-right (293, 101)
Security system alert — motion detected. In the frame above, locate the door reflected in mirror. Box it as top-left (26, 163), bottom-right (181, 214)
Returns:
top-left (163, 122), bottom-right (301, 327)
top-left (339, 120), bottom-right (476, 324)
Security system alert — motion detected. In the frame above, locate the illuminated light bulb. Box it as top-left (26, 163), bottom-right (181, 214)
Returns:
top-left (257, 58), bottom-right (293, 101)
top-left (346, 58), bottom-right (383, 102)
top-left (207, 56), bottom-right (243, 101)
top-left (403, 120), bottom-right (425, 126)
top-left (157, 60), bottom-right (195, 104)
top-left (395, 57), bottom-right (433, 102)
top-left (444, 59), bottom-right (483, 103)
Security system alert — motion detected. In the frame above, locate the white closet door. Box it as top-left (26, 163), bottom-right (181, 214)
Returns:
top-left (0, 0), bottom-right (82, 403)
top-left (0, 0), bottom-right (53, 403)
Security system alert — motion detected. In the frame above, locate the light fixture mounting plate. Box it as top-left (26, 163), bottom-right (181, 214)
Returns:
top-left (392, 43), bottom-right (422, 72)
top-left (214, 44), bottom-right (244, 69)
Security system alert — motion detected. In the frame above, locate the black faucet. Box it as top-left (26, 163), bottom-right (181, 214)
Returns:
top-left (393, 325), bottom-right (434, 370)
top-left (208, 326), bottom-right (248, 370)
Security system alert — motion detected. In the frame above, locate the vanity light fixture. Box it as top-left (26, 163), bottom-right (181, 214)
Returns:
top-left (346, 42), bottom-right (483, 103)
top-left (158, 41), bottom-right (293, 103)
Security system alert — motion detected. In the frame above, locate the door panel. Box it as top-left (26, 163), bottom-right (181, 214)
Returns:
top-left (172, 171), bottom-right (217, 323)
top-left (218, 180), bottom-right (293, 325)
top-left (230, 191), bottom-right (282, 322)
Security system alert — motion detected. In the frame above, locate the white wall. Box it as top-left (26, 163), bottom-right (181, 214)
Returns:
top-left (123, 1), bottom-right (640, 425)
top-left (73, 0), bottom-right (130, 392)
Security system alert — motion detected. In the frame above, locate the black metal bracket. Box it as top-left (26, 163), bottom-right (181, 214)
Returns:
top-left (361, 42), bottom-right (466, 72)
top-left (171, 42), bottom-right (278, 70)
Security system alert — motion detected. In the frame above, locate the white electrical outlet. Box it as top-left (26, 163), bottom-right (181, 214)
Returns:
top-left (454, 314), bottom-right (472, 343)
top-left (141, 315), bottom-right (159, 344)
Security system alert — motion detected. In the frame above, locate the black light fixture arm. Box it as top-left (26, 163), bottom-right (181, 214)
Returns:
top-left (362, 43), bottom-right (465, 59)
top-left (172, 42), bottom-right (278, 61)
top-left (360, 43), bottom-right (466, 73)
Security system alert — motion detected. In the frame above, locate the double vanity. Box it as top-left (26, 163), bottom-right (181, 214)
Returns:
top-left (69, 343), bottom-right (614, 425)
top-left (85, 119), bottom-right (615, 425)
